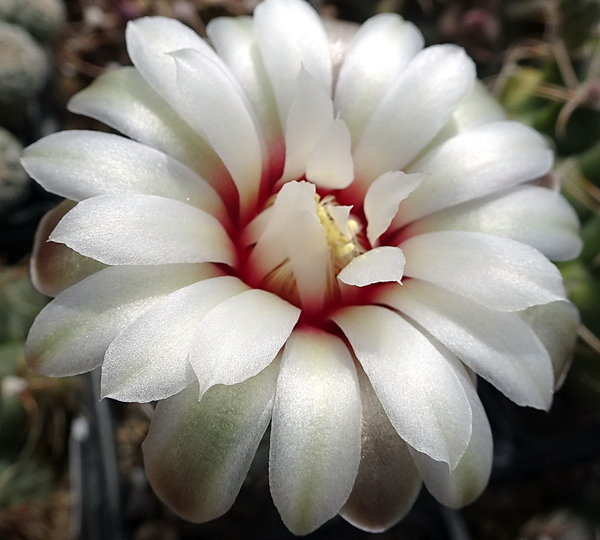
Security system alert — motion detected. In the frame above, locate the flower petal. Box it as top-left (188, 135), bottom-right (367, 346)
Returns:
top-left (340, 367), bottom-right (422, 533)
top-left (410, 356), bottom-right (492, 509)
top-left (207, 16), bottom-right (282, 157)
top-left (519, 301), bottom-right (580, 389)
top-left (270, 328), bottom-right (361, 535)
top-left (254, 0), bottom-right (332, 127)
top-left (378, 279), bottom-right (554, 410)
top-left (25, 264), bottom-right (216, 376)
top-left (67, 67), bottom-right (229, 188)
top-left (364, 171), bottom-right (423, 245)
top-left (189, 289), bottom-right (300, 395)
top-left (335, 13), bottom-right (424, 144)
top-left (30, 200), bottom-right (106, 298)
top-left (401, 231), bottom-right (566, 311)
top-left (142, 364), bottom-right (278, 523)
top-left (21, 131), bottom-right (225, 217)
top-left (353, 44), bottom-right (475, 185)
top-left (397, 121), bottom-right (553, 226)
top-left (169, 48), bottom-right (263, 213)
top-left (337, 246), bottom-right (405, 287)
top-left (280, 68), bottom-right (334, 183)
top-left (332, 305), bottom-right (472, 467)
top-left (101, 276), bottom-right (249, 402)
top-left (50, 194), bottom-right (234, 266)
top-left (406, 185), bottom-right (582, 262)
top-left (305, 117), bottom-right (354, 190)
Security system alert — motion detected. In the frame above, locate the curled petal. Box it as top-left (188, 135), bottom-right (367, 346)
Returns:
top-left (340, 367), bottom-right (422, 533)
top-left (143, 364), bottom-right (278, 523)
top-left (101, 277), bottom-right (249, 402)
top-left (270, 328), bottom-right (361, 535)
top-left (189, 289), bottom-right (300, 395)
top-left (378, 280), bottom-right (554, 410)
top-left (50, 194), bottom-right (234, 266)
top-left (401, 231), bottom-right (566, 311)
top-left (26, 264), bottom-right (217, 376)
top-left (410, 355), bottom-right (492, 509)
top-left (332, 305), bottom-right (472, 468)
top-left (337, 246), bottom-right (405, 287)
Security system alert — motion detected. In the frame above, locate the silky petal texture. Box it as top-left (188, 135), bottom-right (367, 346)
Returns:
top-left (26, 264), bottom-right (217, 376)
top-left (305, 118), bottom-right (354, 189)
top-left (126, 16), bottom-right (220, 102)
top-left (286, 209), bottom-right (329, 312)
top-left (207, 17), bottom-right (282, 154)
top-left (337, 246), bottom-right (405, 287)
top-left (143, 365), bottom-right (278, 523)
top-left (353, 44), bottom-right (475, 185)
top-left (250, 181), bottom-right (325, 280)
top-left (401, 231), bottom-right (566, 312)
top-left (378, 279), bottom-right (554, 409)
top-left (270, 329), bottom-right (361, 535)
top-left (67, 67), bottom-right (229, 188)
top-left (364, 171), bottom-right (423, 246)
top-left (335, 13), bottom-right (424, 144)
top-left (30, 200), bottom-right (106, 298)
top-left (396, 121), bottom-right (553, 226)
top-left (340, 367), bottom-right (422, 533)
top-left (405, 185), bottom-right (582, 262)
top-left (189, 289), bottom-right (300, 395)
top-left (281, 68), bottom-right (334, 183)
top-left (410, 355), bottom-right (492, 509)
top-left (50, 194), bottom-right (234, 266)
top-left (21, 131), bottom-right (225, 217)
top-left (519, 301), bottom-right (580, 389)
top-left (170, 48), bottom-right (263, 212)
top-left (332, 305), bottom-right (472, 467)
top-left (254, 0), bottom-right (332, 127)
top-left (101, 277), bottom-right (249, 402)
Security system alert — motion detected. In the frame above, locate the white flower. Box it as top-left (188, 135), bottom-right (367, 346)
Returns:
top-left (22, 0), bottom-right (581, 535)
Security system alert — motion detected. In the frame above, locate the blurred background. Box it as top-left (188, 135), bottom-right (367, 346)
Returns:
top-left (2, 0), bottom-right (600, 538)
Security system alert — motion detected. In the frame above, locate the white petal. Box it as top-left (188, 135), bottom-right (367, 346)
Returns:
top-left (101, 276), bottom-right (249, 402)
top-left (281, 68), bottom-right (334, 183)
top-left (519, 301), bottom-right (580, 389)
top-left (397, 121), bottom-right (553, 226)
top-left (189, 289), bottom-right (300, 394)
top-left (25, 264), bottom-right (217, 376)
top-left (406, 185), bottom-right (582, 262)
top-left (207, 17), bottom-right (282, 155)
top-left (50, 194), bottom-right (234, 266)
top-left (335, 13), bottom-right (424, 144)
top-left (401, 231), bottom-right (566, 311)
top-left (254, 0), bottom-right (332, 127)
top-left (337, 246), bottom-right (405, 287)
top-left (30, 200), bottom-right (106, 298)
top-left (67, 67), bottom-right (229, 188)
top-left (170, 48), bottom-right (263, 213)
top-left (270, 328), bottom-right (361, 535)
top-left (410, 357), bottom-right (492, 508)
top-left (21, 131), bottom-right (225, 217)
top-left (332, 305), bottom-right (472, 467)
top-left (305, 118), bottom-right (354, 189)
top-left (364, 171), bottom-right (423, 245)
top-left (353, 44), bottom-right (475, 185)
top-left (142, 364), bottom-right (278, 523)
top-left (378, 279), bottom-right (554, 409)
top-left (126, 16), bottom-right (220, 102)
top-left (340, 367), bottom-right (422, 533)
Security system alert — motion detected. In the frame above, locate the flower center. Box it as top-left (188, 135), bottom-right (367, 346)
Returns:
top-left (241, 181), bottom-right (366, 315)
